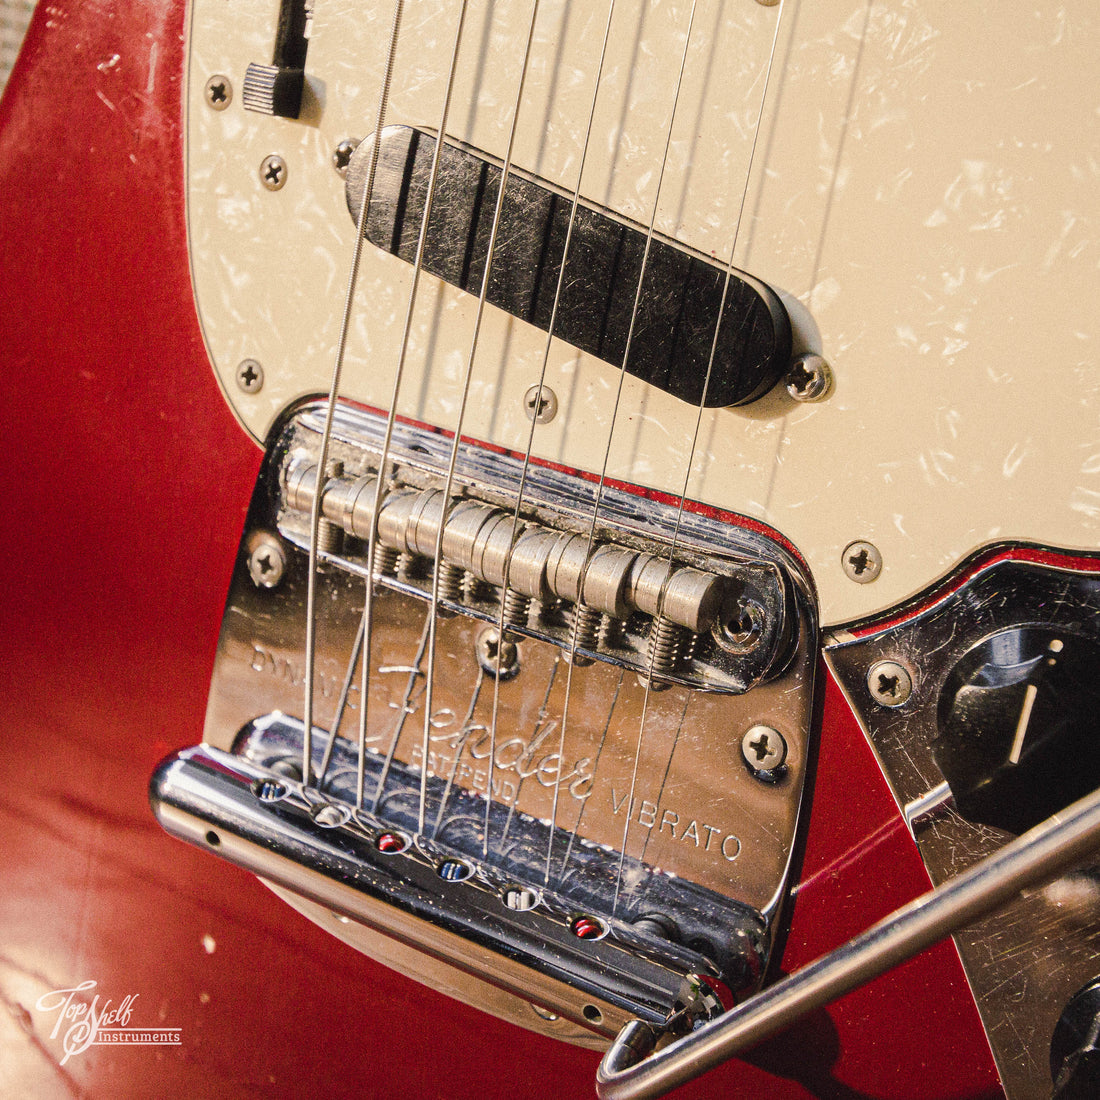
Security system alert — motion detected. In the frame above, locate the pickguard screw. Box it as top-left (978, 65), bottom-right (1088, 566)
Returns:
top-left (785, 353), bottom-right (832, 402)
top-left (260, 154), bottom-right (287, 191)
top-left (867, 660), bottom-right (913, 707)
top-left (248, 535), bottom-right (286, 588)
top-left (523, 384), bottom-right (558, 423)
top-left (741, 725), bottom-right (787, 776)
top-left (475, 626), bottom-right (519, 678)
top-left (333, 138), bottom-right (359, 176)
top-left (236, 357), bottom-right (264, 393)
top-left (842, 540), bottom-right (882, 584)
top-left (204, 74), bottom-right (232, 110)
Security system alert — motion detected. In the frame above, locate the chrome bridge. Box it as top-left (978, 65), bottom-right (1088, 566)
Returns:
top-left (151, 400), bottom-right (818, 1044)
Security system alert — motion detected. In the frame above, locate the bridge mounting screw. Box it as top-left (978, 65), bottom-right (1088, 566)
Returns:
top-left (785, 353), bottom-right (832, 402)
top-left (867, 660), bottom-right (913, 707)
top-left (475, 626), bottom-right (519, 678)
top-left (248, 535), bottom-right (286, 589)
top-left (260, 154), bottom-right (287, 191)
top-left (333, 139), bottom-right (359, 176)
top-left (204, 74), bottom-right (232, 110)
top-left (523, 384), bottom-right (558, 424)
top-left (842, 540), bottom-right (882, 584)
top-left (741, 725), bottom-right (787, 775)
top-left (236, 357), bottom-right (264, 393)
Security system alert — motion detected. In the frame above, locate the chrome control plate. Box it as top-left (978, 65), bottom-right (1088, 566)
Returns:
top-left (825, 548), bottom-right (1100, 1100)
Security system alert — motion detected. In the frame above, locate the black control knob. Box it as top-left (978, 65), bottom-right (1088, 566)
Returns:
top-left (932, 627), bottom-right (1100, 835)
top-left (1051, 977), bottom-right (1100, 1099)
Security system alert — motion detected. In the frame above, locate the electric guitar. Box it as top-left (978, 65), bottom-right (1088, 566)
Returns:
top-left (3, 1), bottom-right (1099, 1097)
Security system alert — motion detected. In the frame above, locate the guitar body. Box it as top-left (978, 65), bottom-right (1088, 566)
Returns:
top-left (2, 2), bottom-right (1096, 1098)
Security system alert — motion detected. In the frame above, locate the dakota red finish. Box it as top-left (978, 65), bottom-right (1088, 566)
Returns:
top-left (0, 3), bottom-right (1001, 1097)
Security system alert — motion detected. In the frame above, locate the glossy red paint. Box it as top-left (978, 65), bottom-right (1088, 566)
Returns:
top-left (0, 3), bottom-right (1001, 1097)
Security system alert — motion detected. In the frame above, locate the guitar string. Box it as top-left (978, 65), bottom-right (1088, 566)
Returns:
top-left (415, 0), bottom-right (544, 837)
top-left (478, 0), bottom-right (621, 861)
top-left (638, 694), bottom-right (691, 865)
top-left (758, 0), bottom-right (871, 522)
top-left (430, 667), bottom-right (486, 838)
top-left (543, 0), bottom-right (702, 888)
top-left (610, 0), bottom-right (788, 915)
top-left (302, 0), bottom-right (405, 791)
top-left (494, 656), bottom-right (561, 852)
top-left (316, 615), bottom-right (365, 787)
top-left (557, 668), bottom-right (624, 876)
top-left (371, 610), bottom-right (433, 814)
top-left (350, 0), bottom-right (475, 812)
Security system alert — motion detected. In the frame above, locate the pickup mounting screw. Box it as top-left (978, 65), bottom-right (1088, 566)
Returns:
top-left (260, 154), bottom-right (287, 191)
top-left (523, 384), bottom-right (558, 423)
top-left (741, 725), bottom-right (787, 775)
top-left (333, 139), bottom-right (359, 176)
top-left (204, 75), bottom-right (232, 110)
top-left (248, 535), bottom-right (286, 588)
top-left (867, 660), bottom-right (913, 707)
top-left (842, 540), bottom-right (882, 584)
top-left (236, 357), bottom-right (264, 393)
top-left (476, 626), bottom-right (519, 678)
top-left (786, 353), bottom-right (832, 402)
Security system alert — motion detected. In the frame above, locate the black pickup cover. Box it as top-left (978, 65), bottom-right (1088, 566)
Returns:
top-left (346, 126), bottom-right (791, 407)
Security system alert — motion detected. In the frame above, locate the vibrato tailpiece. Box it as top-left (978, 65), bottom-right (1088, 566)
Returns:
top-left (151, 399), bottom-right (818, 1046)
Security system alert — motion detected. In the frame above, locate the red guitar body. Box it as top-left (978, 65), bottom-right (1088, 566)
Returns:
top-left (0, 2), bottom-right (1044, 1096)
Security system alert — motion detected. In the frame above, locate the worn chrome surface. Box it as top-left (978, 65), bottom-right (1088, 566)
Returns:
top-left (274, 404), bottom-right (797, 692)
top-left (826, 550), bottom-right (1100, 1100)
top-left (195, 400), bottom-right (818, 1043)
top-left (595, 784), bottom-right (1100, 1100)
top-left (151, 740), bottom-right (719, 1037)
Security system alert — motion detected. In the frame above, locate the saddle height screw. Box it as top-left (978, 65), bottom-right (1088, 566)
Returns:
top-left (641, 617), bottom-right (685, 690)
top-left (248, 535), bottom-right (286, 589)
top-left (523, 384), bottom-right (558, 424)
top-left (236, 357), bottom-right (264, 393)
top-left (501, 587), bottom-right (532, 629)
top-left (204, 74), bottom-right (232, 110)
top-left (316, 461), bottom-right (345, 557)
top-left (260, 154), bottom-right (287, 191)
top-left (741, 725), bottom-right (787, 776)
top-left (842, 540), bottom-right (882, 584)
top-left (785, 353), bottom-right (833, 402)
top-left (568, 605), bottom-right (602, 666)
top-left (867, 660), bottom-right (914, 707)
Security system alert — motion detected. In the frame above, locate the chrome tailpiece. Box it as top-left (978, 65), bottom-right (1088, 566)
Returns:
top-left (151, 400), bottom-right (818, 1045)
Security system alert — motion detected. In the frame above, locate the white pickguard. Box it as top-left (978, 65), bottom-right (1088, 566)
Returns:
top-left (186, 0), bottom-right (1100, 627)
